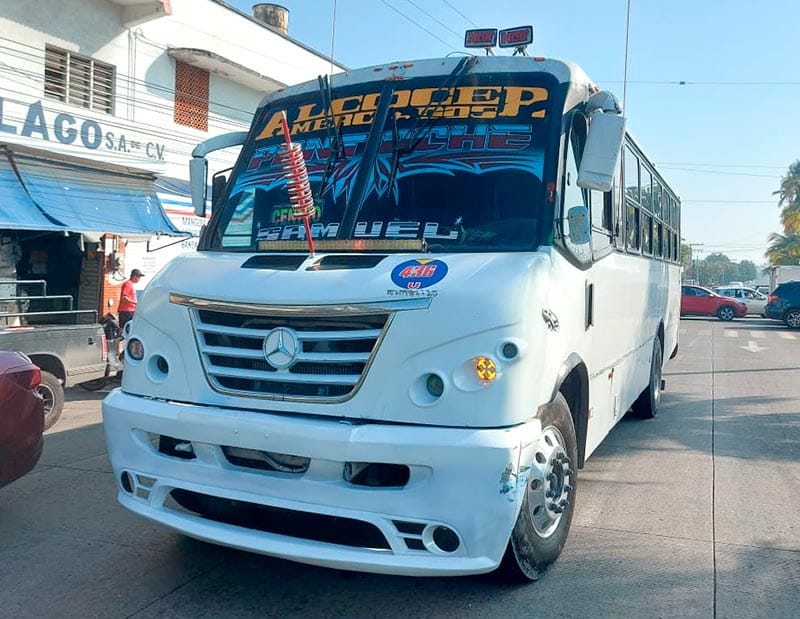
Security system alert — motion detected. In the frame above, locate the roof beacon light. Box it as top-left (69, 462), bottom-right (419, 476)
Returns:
top-left (464, 29), bottom-right (498, 55)
top-left (499, 25), bottom-right (534, 56)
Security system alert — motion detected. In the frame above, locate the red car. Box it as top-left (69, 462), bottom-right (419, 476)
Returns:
top-left (0, 351), bottom-right (44, 489)
top-left (681, 285), bottom-right (748, 321)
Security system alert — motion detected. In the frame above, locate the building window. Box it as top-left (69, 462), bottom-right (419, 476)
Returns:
top-left (44, 47), bottom-right (115, 114)
top-left (174, 61), bottom-right (209, 131)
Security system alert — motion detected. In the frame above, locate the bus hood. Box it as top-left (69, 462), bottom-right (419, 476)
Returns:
top-left (146, 250), bottom-right (542, 310)
top-left (128, 250), bottom-right (555, 427)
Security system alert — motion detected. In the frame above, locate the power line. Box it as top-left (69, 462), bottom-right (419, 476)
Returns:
top-left (683, 200), bottom-right (775, 204)
top-left (439, 0), bottom-right (478, 28)
top-left (403, 0), bottom-right (463, 39)
top-left (656, 162), bottom-right (787, 170)
top-left (376, 0), bottom-right (459, 51)
top-left (0, 39), bottom-right (257, 119)
top-left (600, 79), bottom-right (800, 86)
top-left (657, 166), bottom-right (781, 179)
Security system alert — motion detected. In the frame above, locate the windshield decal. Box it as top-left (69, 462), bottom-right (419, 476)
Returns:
top-left (390, 259), bottom-right (448, 289)
top-left (255, 85), bottom-right (548, 140)
top-left (216, 73), bottom-right (553, 253)
top-left (238, 124), bottom-right (542, 206)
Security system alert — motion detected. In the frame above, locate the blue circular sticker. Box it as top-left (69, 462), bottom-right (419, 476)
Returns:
top-left (391, 259), bottom-right (448, 289)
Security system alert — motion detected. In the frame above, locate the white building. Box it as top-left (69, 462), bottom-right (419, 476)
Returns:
top-left (0, 0), bottom-right (343, 317)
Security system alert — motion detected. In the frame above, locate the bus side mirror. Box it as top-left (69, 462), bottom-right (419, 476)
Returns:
top-left (190, 157), bottom-right (208, 217)
top-left (567, 205), bottom-right (591, 245)
top-left (578, 112), bottom-right (626, 192)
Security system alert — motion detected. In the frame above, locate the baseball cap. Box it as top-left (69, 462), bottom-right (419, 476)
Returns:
top-left (130, 269), bottom-right (145, 278)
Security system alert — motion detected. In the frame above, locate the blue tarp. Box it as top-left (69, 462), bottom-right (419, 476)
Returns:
top-left (1, 150), bottom-right (183, 236)
top-left (0, 153), bottom-right (64, 231)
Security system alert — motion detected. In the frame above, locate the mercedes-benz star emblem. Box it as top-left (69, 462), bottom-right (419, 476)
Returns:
top-left (263, 327), bottom-right (300, 369)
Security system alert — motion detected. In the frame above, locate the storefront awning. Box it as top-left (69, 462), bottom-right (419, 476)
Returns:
top-left (0, 149), bottom-right (184, 237)
top-left (0, 153), bottom-right (64, 231)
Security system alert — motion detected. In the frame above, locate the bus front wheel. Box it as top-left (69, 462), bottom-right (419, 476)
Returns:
top-left (497, 393), bottom-right (577, 582)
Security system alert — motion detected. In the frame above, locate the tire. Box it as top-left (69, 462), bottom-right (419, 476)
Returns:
top-left (37, 370), bottom-right (65, 431)
top-left (496, 393), bottom-right (578, 582)
top-left (632, 337), bottom-right (663, 419)
top-left (784, 309), bottom-right (800, 330)
top-left (78, 376), bottom-right (109, 391)
top-left (717, 305), bottom-right (735, 321)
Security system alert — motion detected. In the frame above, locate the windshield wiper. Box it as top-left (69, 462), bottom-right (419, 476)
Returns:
top-left (387, 55), bottom-right (479, 194)
top-left (316, 74), bottom-right (346, 201)
top-left (338, 84), bottom-right (396, 239)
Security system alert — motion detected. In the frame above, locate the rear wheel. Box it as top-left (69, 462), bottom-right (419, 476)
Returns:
top-left (78, 376), bottom-right (109, 391)
top-left (37, 371), bottom-right (65, 430)
top-left (717, 305), bottom-right (735, 321)
top-left (496, 393), bottom-right (577, 582)
top-left (784, 309), bottom-right (800, 329)
top-left (632, 338), bottom-right (663, 419)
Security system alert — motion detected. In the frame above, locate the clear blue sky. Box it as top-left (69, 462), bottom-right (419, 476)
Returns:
top-left (231, 0), bottom-right (799, 266)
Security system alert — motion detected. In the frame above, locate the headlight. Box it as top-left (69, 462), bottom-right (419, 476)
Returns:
top-left (127, 338), bottom-right (145, 361)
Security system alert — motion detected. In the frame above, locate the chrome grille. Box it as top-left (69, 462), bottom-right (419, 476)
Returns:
top-left (191, 307), bottom-right (390, 401)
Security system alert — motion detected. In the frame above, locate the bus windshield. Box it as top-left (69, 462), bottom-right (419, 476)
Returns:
top-left (212, 72), bottom-right (554, 253)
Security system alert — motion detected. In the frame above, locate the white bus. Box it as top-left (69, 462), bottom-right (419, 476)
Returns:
top-left (103, 50), bottom-right (681, 582)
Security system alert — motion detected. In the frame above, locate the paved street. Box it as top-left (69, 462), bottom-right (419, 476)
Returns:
top-left (1, 318), bottom-right (798, 618)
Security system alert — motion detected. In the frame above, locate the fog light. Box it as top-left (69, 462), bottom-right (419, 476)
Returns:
top-left (127, 338), bottom-right (145, 361)
top-left (425, 373), bottom-right (444, 398)
top-left (474, 356), bottom-right (496, 382)
top-left (501, 342), bottom-right (519, 359)
top-left (432, 526), bottom-right (460, 552)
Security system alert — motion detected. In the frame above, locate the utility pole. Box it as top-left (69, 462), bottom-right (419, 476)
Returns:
top-left (689, 243), bottom-right (704, 284)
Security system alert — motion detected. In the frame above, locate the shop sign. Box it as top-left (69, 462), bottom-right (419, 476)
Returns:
top-left (0, 96), bottom-right (167, 161)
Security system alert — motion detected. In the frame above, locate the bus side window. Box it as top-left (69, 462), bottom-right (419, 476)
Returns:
top-left (591, 188), bottom-right (612, 256)
top-left (626, 201), bottom-right (640, 252)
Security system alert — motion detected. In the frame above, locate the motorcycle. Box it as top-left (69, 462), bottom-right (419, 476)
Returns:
top-left (79, 312), bottom-right (124, 391)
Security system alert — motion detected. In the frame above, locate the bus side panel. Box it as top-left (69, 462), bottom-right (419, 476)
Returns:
top-left (586, 252), bottom-right (669, 458)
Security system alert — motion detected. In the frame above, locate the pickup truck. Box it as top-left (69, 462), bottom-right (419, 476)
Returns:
top-left (0, 280), bottom-right (108, 429)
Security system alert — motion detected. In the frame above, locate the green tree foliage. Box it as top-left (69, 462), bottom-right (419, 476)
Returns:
top-left (767, 161), bottom-right (800, 265)
top-left (766, 232), bottom-right (800, 266)
top-left (680, 243), bottom-right (692, 274)
top-left (737, 260), bottom-right (757, 282)
top-left (699, 253), bottom-right (738, 286)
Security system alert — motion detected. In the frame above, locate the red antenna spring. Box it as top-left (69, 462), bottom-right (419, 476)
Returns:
top-left (279, 111), bottom-right (316, 256)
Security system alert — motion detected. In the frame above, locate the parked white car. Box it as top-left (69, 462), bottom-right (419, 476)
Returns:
top-left (714, 286), bottom-right (768, 316)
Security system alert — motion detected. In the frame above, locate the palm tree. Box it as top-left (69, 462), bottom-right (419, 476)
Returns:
top-left (774, 161), bottom-right (800, 206)
top-left (767, 163), bottom-right (800, 265)
top-left (765, 232), bottom-right (800, 265)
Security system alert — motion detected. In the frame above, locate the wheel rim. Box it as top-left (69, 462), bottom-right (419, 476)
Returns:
top-left (787, 311), bottom-right (800, 328)
top-left (37, 384), bottom-right (54, 415)
top-left (720, 307), bottom-right (734, 320)
top-left (652, 347), bottom-right (662, 406)
top-left (526, 426), bottom-right (574, 538)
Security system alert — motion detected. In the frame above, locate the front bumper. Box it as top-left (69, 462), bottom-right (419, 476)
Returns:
top-left (102, 389), bottom-right (541, 576)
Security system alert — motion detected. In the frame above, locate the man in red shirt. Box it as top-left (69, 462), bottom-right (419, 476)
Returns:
top-left (119, 269), bottom-right (144, 330)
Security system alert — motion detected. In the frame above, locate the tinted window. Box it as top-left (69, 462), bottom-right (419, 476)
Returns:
top-left (213, 74), bottom-right (553, 253)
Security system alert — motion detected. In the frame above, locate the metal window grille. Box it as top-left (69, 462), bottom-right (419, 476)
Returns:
top-left (44, 46), bottom-right (114, 114)
top-left (174, 61), bottom-right (209, 132)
